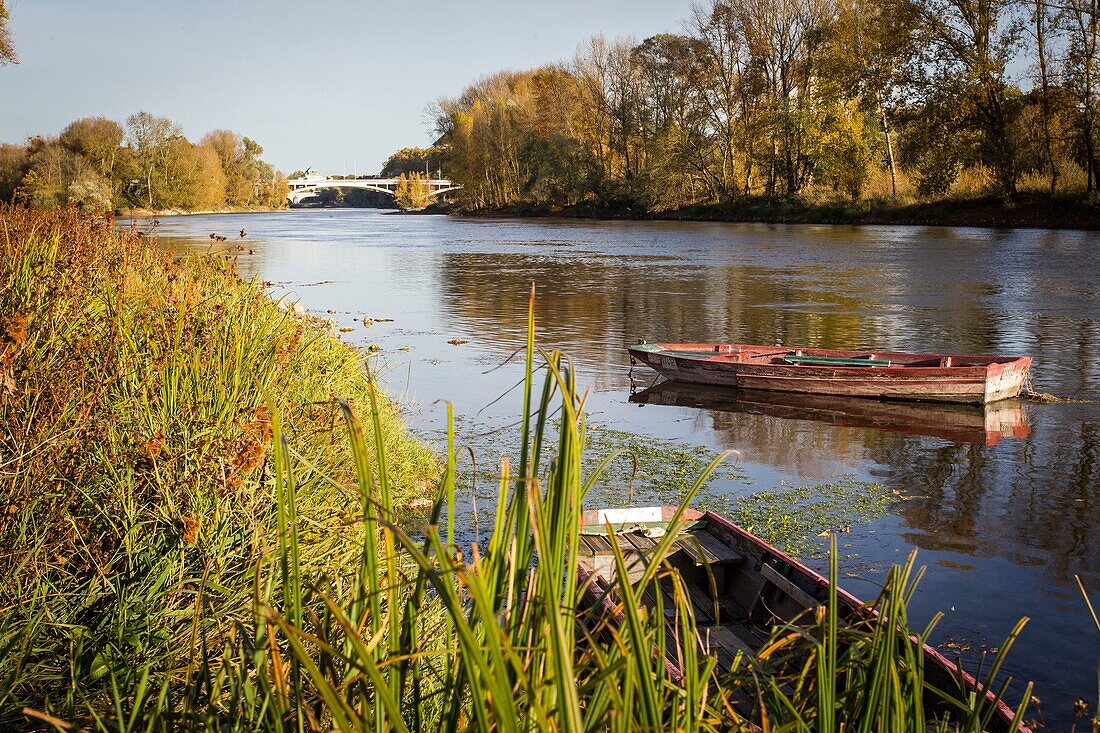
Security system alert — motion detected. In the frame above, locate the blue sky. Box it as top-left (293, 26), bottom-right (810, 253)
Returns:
top-left (0, 1), bottom-right (689, 174)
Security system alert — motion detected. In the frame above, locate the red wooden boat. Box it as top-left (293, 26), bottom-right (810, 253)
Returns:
top-left (628, 342), bottom-right (1032, 404)
top-left (576, 506), bottom-right (1030, 732)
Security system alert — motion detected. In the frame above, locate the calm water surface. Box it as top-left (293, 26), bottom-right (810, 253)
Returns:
top-left (155, 209), bottom-right (1099, 727)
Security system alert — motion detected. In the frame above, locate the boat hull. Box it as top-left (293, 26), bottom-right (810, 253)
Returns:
top-left (629, 342), bottom-right (1031, 404)
top-left (576, 505), bottom-right (1029, 732)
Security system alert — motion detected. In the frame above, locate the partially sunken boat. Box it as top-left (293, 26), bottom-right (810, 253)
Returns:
top-left (628, 342), bottom-right (1032, 404)
top-left (576, 506), bottom-right (1029, 732)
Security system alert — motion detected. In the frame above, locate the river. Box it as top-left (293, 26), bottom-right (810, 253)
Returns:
top-left (153, 208), bottom-right (1099, 728)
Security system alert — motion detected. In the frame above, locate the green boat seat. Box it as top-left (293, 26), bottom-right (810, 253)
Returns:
top-left (782, 353), bottom-right (892, 367)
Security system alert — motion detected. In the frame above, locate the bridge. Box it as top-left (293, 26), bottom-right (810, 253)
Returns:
top-left (286, 172), bottom-right (461, 205)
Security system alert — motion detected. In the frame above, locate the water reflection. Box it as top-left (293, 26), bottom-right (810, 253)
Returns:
top-left (629, 382), bottom-right (1031, 446)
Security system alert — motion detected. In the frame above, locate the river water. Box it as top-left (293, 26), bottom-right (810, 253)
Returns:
top-left (154, 208), bottom-right (1099, 728)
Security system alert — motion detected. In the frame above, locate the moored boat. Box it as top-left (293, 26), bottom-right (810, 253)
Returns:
top-left (628, 342), bottom-right (1032, 404)
top-left (576, 506), bottom-right (1030, 732)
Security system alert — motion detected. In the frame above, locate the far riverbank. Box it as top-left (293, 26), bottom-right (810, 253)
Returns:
top-left (449, 192), bottom-right (1100, 230)
top-left (122, 205), bottom-right (288, 218)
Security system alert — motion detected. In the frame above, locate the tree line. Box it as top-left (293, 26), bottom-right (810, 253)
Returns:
top-left (430, 0), bottom-right (1100, 212)
top-left (0, 113), bottom-right (288, 212)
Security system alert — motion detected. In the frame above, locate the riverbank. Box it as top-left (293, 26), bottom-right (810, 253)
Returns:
top-left (122, 204), bottom-right (289, 218)
top-left (453, 192), bottom-right (1100, 230)
top-left (0, 205), bottom-right (437, 725)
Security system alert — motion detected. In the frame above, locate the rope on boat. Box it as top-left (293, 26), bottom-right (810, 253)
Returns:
top-left (1022, 375), bottom-right (1099, 404)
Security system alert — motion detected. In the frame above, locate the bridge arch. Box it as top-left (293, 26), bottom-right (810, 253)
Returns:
top-left (286, 175), bottom-right (460, 205)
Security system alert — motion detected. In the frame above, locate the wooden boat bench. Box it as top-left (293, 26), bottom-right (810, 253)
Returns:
top-left (577, 529), bottom-right (743, 565)
top-left (748, 562), bottom-right (823, 627)
top-left (759, 563), bottom-right (820, 609)
top-left (781, 353), bottom-right (892, 367)
top-left (578, 528), bottom-right (743, 586)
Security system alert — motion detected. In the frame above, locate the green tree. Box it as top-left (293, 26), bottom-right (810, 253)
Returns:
top-left (252, 159), bottom-right (289, 208)
top-left (814, 101), bottom-right (878, 199)
top-left (904, 0), bottom-right (1024, 199)
top-left (521, 133), bottom-right (599, 205)
top-left (126, 111), bottom-right (184, 209)
top-left (820, 0), bottom-right (918, 198)
top-left (1061, 0), bottom-right (1100, 193)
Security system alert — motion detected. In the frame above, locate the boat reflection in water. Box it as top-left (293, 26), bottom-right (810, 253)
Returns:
top-left (629, 380), bottom-right (1030, 446)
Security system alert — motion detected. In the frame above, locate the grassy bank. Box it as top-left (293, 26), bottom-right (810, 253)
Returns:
top-left (0, 206), bottom-right (1035, 729)
top-left (0, 205), bottom-right (436, 725)
top-left (453, 192), bottom-right (1100, 230)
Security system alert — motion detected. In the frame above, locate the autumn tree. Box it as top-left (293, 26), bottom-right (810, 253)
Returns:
top-left (630, 33), bottom-right (716, 207)
top-left (202, 130), bottom-right (252, 205)
top-left (904, 0), bottom-right (1024, 198)
top-left (394, 172), bottom-right (433, 209)
top-left (59, 118), bottom-right (124, 177)
top-left (1027, 0), bottom-right (1060, 193)
top-left (381, 147), bottom-right (444, 177)
top-left (0, 0), bottom-right (16, 65)
top-left (820, 0), bottom-right (918, 197)
top-left (0, 144), bottom-right (28, 201)
top-left (1061, 0), bottom-right (1100, 193)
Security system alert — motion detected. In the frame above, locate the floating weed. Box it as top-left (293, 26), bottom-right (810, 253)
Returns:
top-left (703, 475), bottom-right (897, 558)
top-left (582, 425), bottom-right (746, 503)
top-left (424, 416), bottom-right (891, 561)
top-left (423, 419), bottom-right (749, 513)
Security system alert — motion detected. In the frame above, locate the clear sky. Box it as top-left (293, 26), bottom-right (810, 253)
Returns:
top-left (0, 1), bottom-right (690, 175)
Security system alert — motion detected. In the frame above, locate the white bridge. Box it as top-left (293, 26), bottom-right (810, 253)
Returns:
top-left (286, 172), bottom-right (461, 205)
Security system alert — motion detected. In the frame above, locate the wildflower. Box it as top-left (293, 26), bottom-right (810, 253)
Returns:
top-left (144, 430), bottom-right (166, 459)
top-left (3, 312), bottom-right (27, 347)
top-left (243, 405), bottom-right (273, 443)
top-left (180, 515), bottom-right (199, 544)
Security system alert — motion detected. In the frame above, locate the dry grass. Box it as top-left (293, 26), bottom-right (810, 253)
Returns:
top-left (0, 204), bottom-right (436, 723)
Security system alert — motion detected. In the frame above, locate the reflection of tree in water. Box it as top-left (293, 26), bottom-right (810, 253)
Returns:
top-left (436, 251), bottom-right (909, 382)
top-left (681, 398), bottom-right (1100, 585)
top-left (678, 405), bottom-right (874, 481)
top-left (868, 413), bottom-right (1100, 583)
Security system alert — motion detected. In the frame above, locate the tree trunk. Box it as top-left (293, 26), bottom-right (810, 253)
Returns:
top-left (880, 104), bottom-right (898, 199)
top-left (1034, 0), bottom-right (1059, 194)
